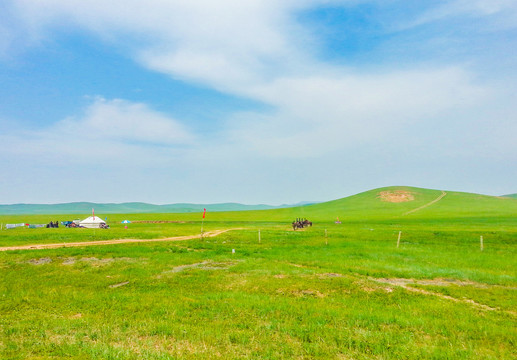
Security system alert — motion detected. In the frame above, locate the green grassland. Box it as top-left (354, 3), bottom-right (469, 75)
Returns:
top-left (0, 187), bottom-right (516, 359)
top-left (503, 193), bottom-right (517, 199)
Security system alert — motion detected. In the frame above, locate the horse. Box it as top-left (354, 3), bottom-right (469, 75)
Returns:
top-left (292, 219), bottom-right (312, 230)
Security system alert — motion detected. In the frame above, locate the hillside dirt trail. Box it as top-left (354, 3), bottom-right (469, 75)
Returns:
top-left (403, 190), bottom-right (447, 216)
top-left (0, 229), bottom-right (240, 252)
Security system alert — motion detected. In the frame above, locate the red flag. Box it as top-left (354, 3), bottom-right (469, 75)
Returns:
top-left (92, 208), bottom-right (95, 220)
top-left (203, 208), bottom-right (206, 219)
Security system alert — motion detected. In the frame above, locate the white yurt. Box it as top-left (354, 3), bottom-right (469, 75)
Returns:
top-left (79, 216), bottom-right (106, 229)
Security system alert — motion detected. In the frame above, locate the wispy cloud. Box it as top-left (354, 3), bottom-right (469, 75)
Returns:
top-left (225, 66), bottom-right (489, 158)
top-left (0, 97), bottom-right (194, 166)
top-left (401, 0), bottom-right (517, 30)
top-left (61, 97), bottom-right (194, 145)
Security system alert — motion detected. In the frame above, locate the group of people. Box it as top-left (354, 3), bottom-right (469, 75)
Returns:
top-left (292, 218), bottom-right (313, 230)
top-left (46, 221), bottom-right (59, 228)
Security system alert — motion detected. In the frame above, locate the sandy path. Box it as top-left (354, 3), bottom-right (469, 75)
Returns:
top-left (0, 229), bottom-right (239, 252)
top-left (403, 190), bottom-right (447, 216)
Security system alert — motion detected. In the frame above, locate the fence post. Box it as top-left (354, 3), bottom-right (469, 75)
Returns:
top-left (397, 231), bottom-right (402, 248)
top-left (480, 236), bottom-right (484, 251)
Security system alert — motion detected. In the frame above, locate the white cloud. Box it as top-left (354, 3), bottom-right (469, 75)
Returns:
top-left (406, 0), bottom-right (517, 29)
top-left (0, 98), bottom-right (194, 166)
top-left (7, 0), bottom-right (307, 90)
top-left (1, 1), bottom-right (509, 162)
top-left (61, 97), bottom-right (193, 145)
top-left (438, 0), bottom-right (517, 17)
top-left (224, 67), bottom-right (489, 157)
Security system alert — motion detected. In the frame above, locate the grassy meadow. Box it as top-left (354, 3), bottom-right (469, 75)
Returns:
top-left (0, 187), bottom-right (516, 359)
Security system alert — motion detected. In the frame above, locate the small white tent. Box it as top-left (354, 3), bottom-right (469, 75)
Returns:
top-left (79, 216), bottom-right (106, 229)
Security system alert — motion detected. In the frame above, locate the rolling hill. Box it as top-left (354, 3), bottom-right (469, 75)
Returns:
top-left (155, 186), bottom-right (517, 224)
top-left (303, 186), bottom-right (517, 221)
top-left (0, 201), bottom-right (317, 215)
top-left (1, 186), bottom-right (516, 223)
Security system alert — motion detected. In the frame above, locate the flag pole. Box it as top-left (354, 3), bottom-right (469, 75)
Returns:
top-left (201, 208), bottom-right (206, 239)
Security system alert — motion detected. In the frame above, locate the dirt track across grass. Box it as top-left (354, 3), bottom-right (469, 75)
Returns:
top-left (0, 229), bottom-right (239, 252)
top-left (403, 191), bottom-right (447, 216)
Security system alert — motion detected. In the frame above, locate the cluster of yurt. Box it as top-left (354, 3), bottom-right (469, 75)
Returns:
top-left (3, 209), bottom-right (112, 230)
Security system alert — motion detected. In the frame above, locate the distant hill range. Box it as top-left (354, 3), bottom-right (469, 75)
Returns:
top-left (1, 187), bottom-right (516, 216)
top-left (0, 201), bottom-right (318, 215)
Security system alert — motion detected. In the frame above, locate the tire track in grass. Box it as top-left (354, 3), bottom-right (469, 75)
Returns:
top-left (284, 263), bottom-right (516, 317)
top-left (0, 228), bottom-right (241, 252)
top-left (369, 277), bottom-right (517, 316)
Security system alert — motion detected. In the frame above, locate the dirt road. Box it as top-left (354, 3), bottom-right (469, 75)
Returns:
top-left (0, 229), bottom-right (238, 252)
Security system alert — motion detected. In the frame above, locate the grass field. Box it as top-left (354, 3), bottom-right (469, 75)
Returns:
top-left (1, 187), bottom-right (516, 359)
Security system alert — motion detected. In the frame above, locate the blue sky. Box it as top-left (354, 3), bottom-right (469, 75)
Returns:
top-left (1, 0), bottom-right (516, 205)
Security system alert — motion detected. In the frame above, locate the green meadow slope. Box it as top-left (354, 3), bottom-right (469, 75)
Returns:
top-left (300, 186), bottom-right (517, 221)
top-left (188, 186), bottom-right (517, 224)
top-left (2, 186), bottom-right (516, 226)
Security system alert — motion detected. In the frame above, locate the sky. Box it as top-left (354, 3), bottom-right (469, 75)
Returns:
top-left (0, 0), bottom-right (516, 205)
